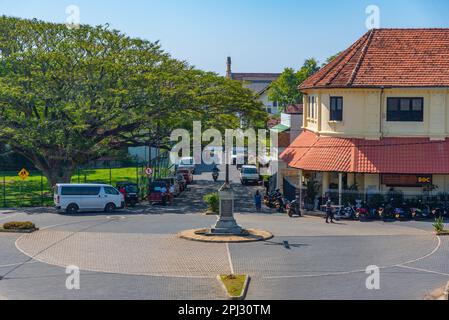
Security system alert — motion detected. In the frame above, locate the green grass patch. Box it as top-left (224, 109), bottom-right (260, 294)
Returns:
top-left (0, 167), bottom-right (173, 208)
top-left (219, 275), bottom-right (247, 297)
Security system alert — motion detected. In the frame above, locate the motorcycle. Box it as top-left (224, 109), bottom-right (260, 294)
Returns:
top-left (335, 205), bottom-right (358, 220)
top-left (264, 190), bottom-right (282, 209)
top-left (394, 204), bottom-right (412, 221)
top-left (212, 171), bottom-right (219, 182)
top-left (379, 204), bottom-right (395, 221)
top-left (287, 196), bottom-right (302, 217)
top-left (357, 207), bottom-right (379, 221)
top-left (275, 196), bottom-right (286, 213)
top-left (411, 202), bottom-right (432, 220)
top-left (432, 203), bottom-right (449, 219)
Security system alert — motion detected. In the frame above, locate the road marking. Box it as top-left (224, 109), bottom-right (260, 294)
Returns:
top-left (0, 261), bottom-right (38, 268)
top-left (397, 265), bottom-right (449, 277)
top-left (226, 243), bottom-right (235, 275)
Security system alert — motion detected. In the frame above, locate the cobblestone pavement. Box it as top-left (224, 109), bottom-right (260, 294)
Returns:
top-left (0, 165), bottom-right (448, 300)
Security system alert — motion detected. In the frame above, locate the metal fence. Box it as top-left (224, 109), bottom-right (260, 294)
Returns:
top-left (0, 152), bottom-right (175, 208)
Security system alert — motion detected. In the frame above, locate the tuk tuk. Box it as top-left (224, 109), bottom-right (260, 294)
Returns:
top-left (148, 181), bottom-right (168, 205)
top-left (116, 182), bottom-right (139, 207)
top-left (157, 177), bottom-right (181, 197)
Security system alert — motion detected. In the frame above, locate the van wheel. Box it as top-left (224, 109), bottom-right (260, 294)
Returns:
top-left (66, 204), bottom-right (79, 215)
top-left (105, 203), bottom-right (116, 213)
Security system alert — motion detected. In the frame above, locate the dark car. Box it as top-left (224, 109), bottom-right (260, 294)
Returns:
top-left (116, 182), bottom-right (139, 207)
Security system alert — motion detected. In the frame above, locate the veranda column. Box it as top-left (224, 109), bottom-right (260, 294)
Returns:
top-left (322, 172), bottom-right (330, 198)
top-left (338, 173), bottom-right (344, 206)
top-left (298, 169), bottom-right (303, 209)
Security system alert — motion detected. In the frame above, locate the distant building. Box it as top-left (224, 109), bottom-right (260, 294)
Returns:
top-left (226, 57), bottom-right (281, 115)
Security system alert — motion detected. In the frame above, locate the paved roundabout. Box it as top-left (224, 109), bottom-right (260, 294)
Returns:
top-left (0, 210), bottom-right (445, 300)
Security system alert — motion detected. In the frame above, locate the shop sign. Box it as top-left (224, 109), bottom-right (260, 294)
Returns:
top-left (382, 174), bottom-right (433, 187)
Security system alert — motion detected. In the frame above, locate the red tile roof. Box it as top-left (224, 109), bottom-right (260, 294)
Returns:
top-left (281, 130), bottom-right (449, 174)
top-left (301, 29), bottom-right (449, 90)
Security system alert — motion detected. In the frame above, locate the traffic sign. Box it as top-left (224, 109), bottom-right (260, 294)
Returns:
top-left (18, 168), bottom-right (30, 181)
top-left (145, 167), bottom-right (154, 177)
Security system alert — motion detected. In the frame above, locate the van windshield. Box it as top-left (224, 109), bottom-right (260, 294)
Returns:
top-left (243, 168), bottom-right (258, 174)
top-left (180, 159), bottom-right (193, 166)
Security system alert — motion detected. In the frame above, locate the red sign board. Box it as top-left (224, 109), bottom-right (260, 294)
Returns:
top-left (145, 168), bottom-right (154, 177)
top-left (382, 174), bottom-right (432, 187)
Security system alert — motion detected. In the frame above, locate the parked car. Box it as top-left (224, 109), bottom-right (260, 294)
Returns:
top-left (116, 182), bottom-right (139, 207)
top-left (240, 165), bottom-right (260, 185)
top-left (178, 157), bottom-right (196, 174)
top-left (177, 169), bottom-right (194, 184)
top-left (54, 184), bottom-right (125, 214)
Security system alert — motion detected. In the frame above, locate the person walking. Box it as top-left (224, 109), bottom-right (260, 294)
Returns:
top-left (325, 198), bottom-right (335, 224)
top-left (255, 190), bottom-right (262, 212)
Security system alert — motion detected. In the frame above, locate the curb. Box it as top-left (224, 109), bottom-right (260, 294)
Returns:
top-left (0, 228), bottom-right (39, 234)
top-left (217, 275), bottom-right (250, 301)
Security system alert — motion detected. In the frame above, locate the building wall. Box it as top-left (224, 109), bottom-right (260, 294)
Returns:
top-left (259, 91), bottom-right (279, 115)
top-left (303, 88), bottom-right (449, 140)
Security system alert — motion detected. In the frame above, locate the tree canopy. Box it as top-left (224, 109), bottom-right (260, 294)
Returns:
top-left (0, 16), bottom-right (266, 185)
top-left (268, 57), bottom-right (332, 111)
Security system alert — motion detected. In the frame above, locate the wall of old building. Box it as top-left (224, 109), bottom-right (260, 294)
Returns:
top-left (303, 88), bottom-right (449, 140)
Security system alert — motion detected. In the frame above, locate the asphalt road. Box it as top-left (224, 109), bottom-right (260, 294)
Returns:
top-left (0, 165), bottom-right (448, 300)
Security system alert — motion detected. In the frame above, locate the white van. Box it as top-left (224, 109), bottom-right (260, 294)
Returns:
top-left (240, 165), bottom-right (260, 185)
top-left (54, 184), bottom-right (125, 214)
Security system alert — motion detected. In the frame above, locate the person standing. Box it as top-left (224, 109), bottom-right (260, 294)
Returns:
top-left (325, 198), bottom-right (335, 224)
top-left (169, 184), bottom-right (175, 205)
top-left (161, 184), bottom-right (168, 206)
top-left (255, 190), bottom-right (262, 212)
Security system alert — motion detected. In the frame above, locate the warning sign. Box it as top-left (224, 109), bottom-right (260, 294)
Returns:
top-left (18, 168), bottom-right (30, 181)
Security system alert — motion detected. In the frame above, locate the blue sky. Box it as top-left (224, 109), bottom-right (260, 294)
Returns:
top-left (1, 0), bottom-right (448, 74)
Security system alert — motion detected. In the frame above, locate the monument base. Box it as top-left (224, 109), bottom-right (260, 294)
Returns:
top-left (208, 217), bottom-right (244, 235)
top-left (208, 183), bottom-right (244, 236)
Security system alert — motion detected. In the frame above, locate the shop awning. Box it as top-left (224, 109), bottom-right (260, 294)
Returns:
top-left (280, 130), bottom-right (449, 174)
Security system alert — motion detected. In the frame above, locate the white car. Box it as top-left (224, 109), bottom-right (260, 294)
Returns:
top-left (54, 184), bottom-right (125, 214)
top-left (178, 157), bottom-right (196, 174)
top-left (240, 165), bottom-right (260, 185)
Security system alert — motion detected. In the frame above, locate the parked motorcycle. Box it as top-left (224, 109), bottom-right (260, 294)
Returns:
top-left (411, 201), bottom-right (432, 220)
top-left (335, 205), bottom-right (358, 220)
top-left (379, 204), bottom-right (395, 221)
top-left (432, 203), bottom-right (449, 219)
top-left (264, 190), bottom-right (282, 209)
top-left (359, 208), bottom-right (380, 222)
top-left (394, 203), bottom-right (412, 221)
top-left (287, 196), bottom-right (302, 217)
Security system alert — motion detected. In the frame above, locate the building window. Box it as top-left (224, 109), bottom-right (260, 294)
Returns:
top-left (387, 98), bottom-right (424, 122)
top-left (311, 96), bottom-right (315, 118)
top-left (330, 97), bottom-right (343, 121)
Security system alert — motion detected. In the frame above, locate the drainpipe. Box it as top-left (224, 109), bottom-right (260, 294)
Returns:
top-left (379, 87), bottom-right (385, 138)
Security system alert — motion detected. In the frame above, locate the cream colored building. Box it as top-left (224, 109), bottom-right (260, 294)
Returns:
top-left (281, 29), bottom-right (449, 205)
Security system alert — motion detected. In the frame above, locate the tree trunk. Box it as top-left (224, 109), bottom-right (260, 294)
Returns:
top-left (41, 165), bottom-right (76, 189)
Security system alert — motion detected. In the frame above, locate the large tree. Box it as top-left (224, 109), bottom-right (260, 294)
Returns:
top-left (0, 17), bottom-right (265, 186)
top-left (268, 58), bottom-right (322, 110)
